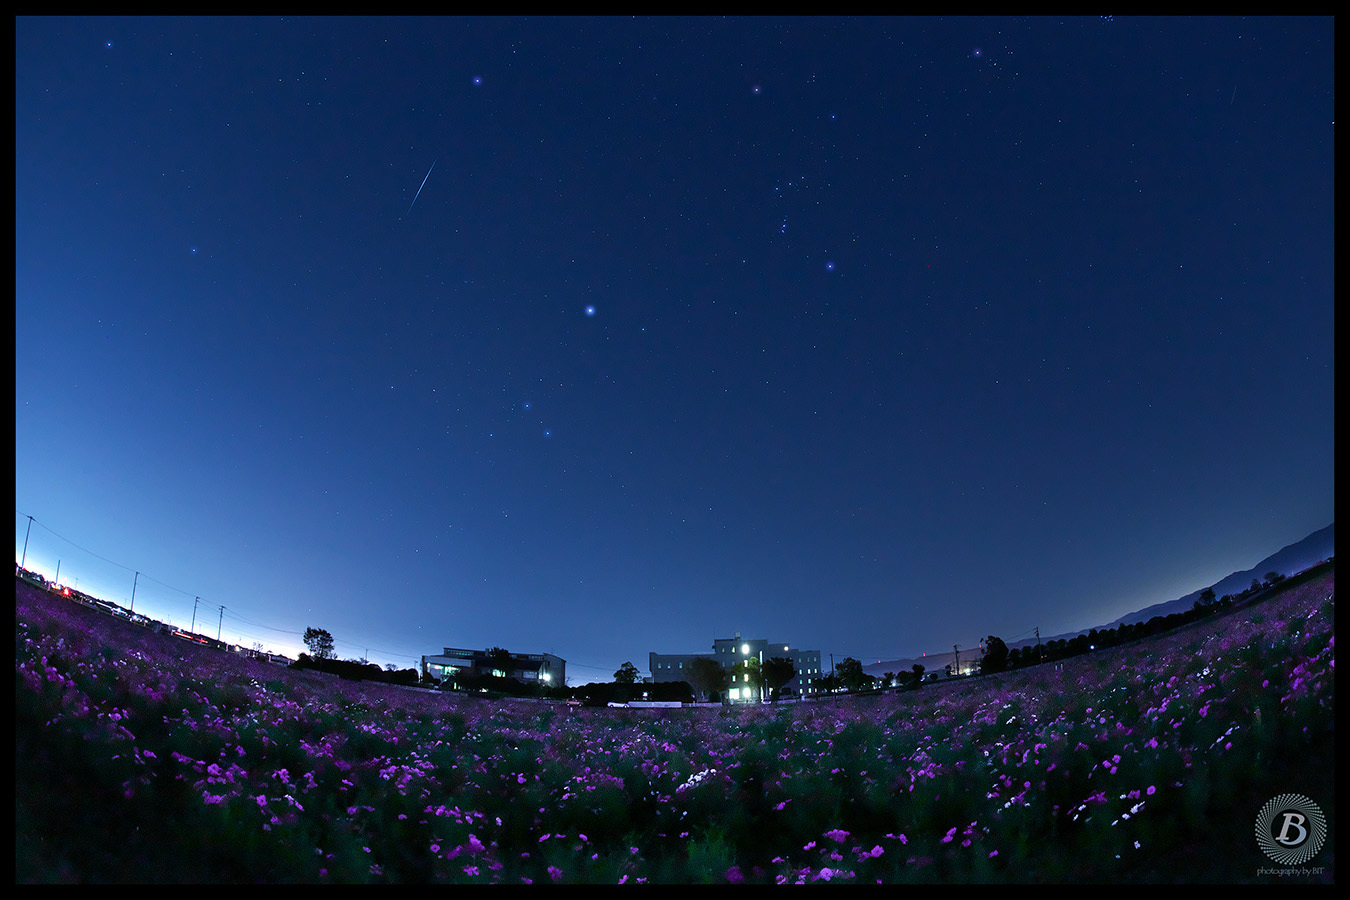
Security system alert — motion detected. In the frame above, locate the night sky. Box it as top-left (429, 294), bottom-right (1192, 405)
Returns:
top-left (15, 17), bottom-right (1334, 682)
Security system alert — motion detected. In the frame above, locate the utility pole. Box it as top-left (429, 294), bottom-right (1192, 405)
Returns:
top-left (130, 572), bottom-right (139, 614)
top-left (217, 606), bottom-right (225, 642)
top-left (190, 597), bottom-right (200, 634)
top-left (953, 644), bottom-right (960, 677)
top-left (20, 515), bottom-right (33, 568)
top-left (1035, 627), bottom-right (1042, 662)
top-left (54, 559), bottom-right (60, 587)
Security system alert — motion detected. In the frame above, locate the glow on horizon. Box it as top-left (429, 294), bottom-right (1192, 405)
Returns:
top-left (15, 546), bottom-right (309, 659)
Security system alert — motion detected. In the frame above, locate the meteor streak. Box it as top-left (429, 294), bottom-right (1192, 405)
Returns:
top-left (405, 159), bottom-right (437, 216)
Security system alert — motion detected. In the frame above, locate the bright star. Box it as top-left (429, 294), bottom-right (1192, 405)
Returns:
top-left (584, 305), bottom-right (596, 316)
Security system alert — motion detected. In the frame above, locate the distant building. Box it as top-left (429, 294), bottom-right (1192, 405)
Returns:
top-left (650, 632), bottom-right (823, 702)
top-left (421, 647), bottom-right (565, 688)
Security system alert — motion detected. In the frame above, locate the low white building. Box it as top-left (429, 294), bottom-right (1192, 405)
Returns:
top-left (421, 647), bottom-right (565, 687)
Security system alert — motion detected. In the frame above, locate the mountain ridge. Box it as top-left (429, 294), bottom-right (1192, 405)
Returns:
top-left (862, 523), bottom-right (1334, 678)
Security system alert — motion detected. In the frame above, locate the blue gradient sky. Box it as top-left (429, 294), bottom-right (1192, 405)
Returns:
top-left (15, 17), bottom-right (1333, 682)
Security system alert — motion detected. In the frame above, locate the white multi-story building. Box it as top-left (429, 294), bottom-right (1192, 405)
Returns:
top-left (650, 632), bottom-right (823, 701)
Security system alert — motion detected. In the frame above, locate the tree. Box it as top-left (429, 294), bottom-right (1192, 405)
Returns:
top-left (910, 663), bottom-right (925, 688)
top-left (731, 657), bottom-right (764, 702)
top-left (486, 647), bottom-right (513, 677)
top-left (762, 657), bottom-right (796, 701)
top-left (614, 661), bottom-right (640, 684)
top-left (836, 656), bottom-right (869, 692)
top-left (686, 657), bottom-right (729, 703)
top-left (880, 672), bottom-right (896, 690)
top-left (303, 626), bottom-right (335, 660)
top-left (981, 635), bottom-right (1009, 674)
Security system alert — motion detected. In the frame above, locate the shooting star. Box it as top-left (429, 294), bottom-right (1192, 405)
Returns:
top-left (404, 158), bottom-right (437, 217)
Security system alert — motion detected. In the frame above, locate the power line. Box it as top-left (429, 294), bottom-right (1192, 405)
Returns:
top-left (17, 511), bottom-right (135, 573)
top-left (15, 508), bottom-right (629, 675)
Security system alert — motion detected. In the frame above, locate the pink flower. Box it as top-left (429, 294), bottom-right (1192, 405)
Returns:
top-left (825, 828), bottom-right (849, 843)
top-left (726, 866), bottom-right (744, 883)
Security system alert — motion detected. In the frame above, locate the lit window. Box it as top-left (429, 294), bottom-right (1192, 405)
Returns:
top-left (742, 643), bottom-right (750, 655)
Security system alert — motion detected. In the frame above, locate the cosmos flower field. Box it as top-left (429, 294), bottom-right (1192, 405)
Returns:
top-left (16, 571), bottom-right (1334, 883)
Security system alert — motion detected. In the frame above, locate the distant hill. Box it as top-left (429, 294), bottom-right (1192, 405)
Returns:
top-left (863, 523), bottom-right (1333, 678)
top-left (1099, 523), bottom-right (1334, 630)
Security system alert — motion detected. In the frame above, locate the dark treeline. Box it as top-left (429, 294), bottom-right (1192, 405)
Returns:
top-left (290, 654), bottom-right (420, 687)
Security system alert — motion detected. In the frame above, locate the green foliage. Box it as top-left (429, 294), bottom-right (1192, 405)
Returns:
top-left (686, 656), bottom-right (729, 702)
top-left (763, 656), bottom-right (796, 700)
top-left (303, 626), bottom-right (335, 660)
top-left (485, 646), bottom-right (513, 675)
top-left (982, 636), bottom-right (1009, 673)
top-left (836, 656), bottom-right (868, 692)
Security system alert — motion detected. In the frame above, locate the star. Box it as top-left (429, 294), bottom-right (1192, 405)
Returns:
top-left (584, 305), bottom-right (596, 317)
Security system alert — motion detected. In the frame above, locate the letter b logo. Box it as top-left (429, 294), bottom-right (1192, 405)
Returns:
top-left (1256, 794), bottom-right (1326, 865)
top-left (1275, 811), bottom-right (1308, 847)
